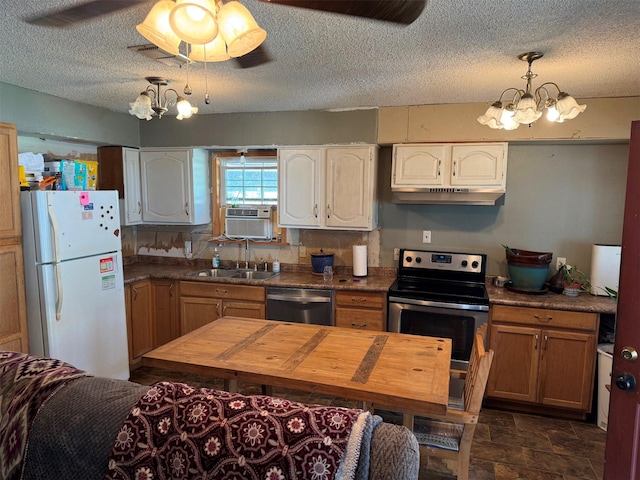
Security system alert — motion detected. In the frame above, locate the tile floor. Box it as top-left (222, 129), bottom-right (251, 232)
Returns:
top-left (129, 367), bottom-right (607, 480)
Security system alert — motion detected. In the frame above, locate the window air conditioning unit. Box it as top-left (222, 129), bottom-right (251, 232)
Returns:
top-left (225, 206), bottom-right (273, 240)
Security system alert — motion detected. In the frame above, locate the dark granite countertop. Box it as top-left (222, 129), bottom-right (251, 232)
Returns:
top-left (123, 262), bottom-right (396, 293)
top-left (486, 281), bottom-right (617, 315)
top-left (122, 259), bottom-right (616, 313)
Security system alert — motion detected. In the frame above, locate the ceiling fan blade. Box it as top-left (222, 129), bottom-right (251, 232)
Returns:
top-left (233, 45), bottom-right (273, 69)
top-left (25, 0), bottom-right (145, 27)
top-left (258, 0), bottom-right (426, 24)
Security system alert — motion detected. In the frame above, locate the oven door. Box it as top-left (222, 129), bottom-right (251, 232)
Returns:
top-left (388, 297), bottom-right (488, 371)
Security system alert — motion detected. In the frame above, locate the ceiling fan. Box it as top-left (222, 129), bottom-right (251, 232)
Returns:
top-left (25, 0), bottom-right (426, 68)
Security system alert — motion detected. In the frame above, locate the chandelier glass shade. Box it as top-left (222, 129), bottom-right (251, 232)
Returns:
top-left (169, 0), bottom-right (218, 45)
top-left (188, 34), bottom-right (230, 62)
top-left (129, 77), bottom-right (198, 120)
top-left (136, 0), bottom-right (182, 55)
top-left (477, 52), bottom-right (586, 130)
top-left (217, 1), bottom-right (268, 57)
top-left (136, 0), bottom-right (266, 62)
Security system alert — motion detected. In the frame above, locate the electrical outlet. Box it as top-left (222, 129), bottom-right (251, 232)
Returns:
top-left (185, 241), bottom-right (192, 255)
top-left (556, 257), bottom-right (566, 270)
top-left (393, 248), bottom-right (400, 261)
top-left (299, 245), bottom-right (306, 258)
top-left (422, 230), bottom-right (432, 244)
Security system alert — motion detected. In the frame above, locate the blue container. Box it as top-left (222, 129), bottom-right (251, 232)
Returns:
top-left (508, 264), bottom-right (549, 290)
top-left (311, 252), bottom-right (334, 274)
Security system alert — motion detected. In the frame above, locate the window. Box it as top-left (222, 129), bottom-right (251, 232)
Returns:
top-left (219, 155), bottom-right (277, 206)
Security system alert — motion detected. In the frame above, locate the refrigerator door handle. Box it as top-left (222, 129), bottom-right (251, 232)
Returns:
top-left (47, 202), bottom-right (61, 263)
top-left (48, 202), bottom-right (64, 319)
top-left (54, 262), bottom-right (64, 320)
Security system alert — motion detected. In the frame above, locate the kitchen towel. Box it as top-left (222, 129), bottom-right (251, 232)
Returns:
top-left (353, 245), bottom-right (368, 277)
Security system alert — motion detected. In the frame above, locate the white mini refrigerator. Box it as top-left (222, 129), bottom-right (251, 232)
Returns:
top-left (21, 190), bottom-right (129, 380)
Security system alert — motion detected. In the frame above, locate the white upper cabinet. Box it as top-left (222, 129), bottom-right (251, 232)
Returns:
top-left (278, 145), bottom-right (378, 231)
top-left (450, 144), bottom-right (507, 187)
top-left (140, 149), bottom-right (211, 225)
top-left (325, 147), bottom-right (376, 229)
top-left (97, 146), bottom-right (142, 226)
top-left (123, 148), bottom-right (142, 225)
top-left (278, 148), bottom-right (323, 228)
top-left (392, 142), bottom-right (507, 190)
top-left (392, 144), bottom-right (448, 187)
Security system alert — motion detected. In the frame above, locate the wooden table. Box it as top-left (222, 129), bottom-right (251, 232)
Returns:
top-left (142, 316), bottom-right (452, 417)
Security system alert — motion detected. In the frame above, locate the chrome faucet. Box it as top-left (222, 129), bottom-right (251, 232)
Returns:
top-left (244, 238), bottom-right (250, 269)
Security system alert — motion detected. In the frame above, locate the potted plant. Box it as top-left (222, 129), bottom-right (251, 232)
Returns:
top-left (559, 263), bottom-right (591, 297)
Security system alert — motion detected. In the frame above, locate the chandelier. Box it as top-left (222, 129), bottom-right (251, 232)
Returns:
top-left (477, 52), bottom-right (587, 130)
top-left (136, 0), bottom-right (267, 61)
top-left (129, 77), bottom-right (198, 120)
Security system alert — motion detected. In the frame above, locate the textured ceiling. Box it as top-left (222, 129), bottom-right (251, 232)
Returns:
top-left (1, 0), bottom-right (639, 117)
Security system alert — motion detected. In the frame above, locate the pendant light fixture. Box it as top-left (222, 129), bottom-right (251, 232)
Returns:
top-left (478, 52), bottom-right (587, 130)
top-left (129, 77), bottom-right (198, 120)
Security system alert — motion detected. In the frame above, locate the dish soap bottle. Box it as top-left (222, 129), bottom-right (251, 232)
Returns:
top-left (273, 257), bottom-right (280, 273)
top-left (212, 247), bottom-right (221, 268)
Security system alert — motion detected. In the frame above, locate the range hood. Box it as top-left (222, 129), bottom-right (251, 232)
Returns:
top-left (391, 188), bottom-right (505, 205)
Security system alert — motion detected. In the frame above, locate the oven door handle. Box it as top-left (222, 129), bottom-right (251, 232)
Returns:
top-left (388, 296), bottom-right (489, 312)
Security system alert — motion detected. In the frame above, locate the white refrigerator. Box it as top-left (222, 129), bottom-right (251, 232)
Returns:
top-left (21, 190), bottom-right (129, 380)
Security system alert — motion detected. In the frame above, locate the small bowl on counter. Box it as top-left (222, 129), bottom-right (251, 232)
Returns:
top-left (492, 276), bottom-right (509, 287)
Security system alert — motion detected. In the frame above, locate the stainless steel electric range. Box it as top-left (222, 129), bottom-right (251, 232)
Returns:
top-left (388, 249), bottom-right (489, 371)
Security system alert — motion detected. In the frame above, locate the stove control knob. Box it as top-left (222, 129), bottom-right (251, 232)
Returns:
top-left (415, 257), bottom-right (422, 263)
top-left (472, 261), bottom-right (479, 269)
top-left (461, 260), bottom-right (468, 267)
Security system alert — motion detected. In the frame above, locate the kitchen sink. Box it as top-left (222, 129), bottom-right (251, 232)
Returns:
top-left (187, 269), bottom-right (279, 281)
top-left (188, 269), bottom-right (241, 278)
top-left (233, 270), bottom-right (279, 280)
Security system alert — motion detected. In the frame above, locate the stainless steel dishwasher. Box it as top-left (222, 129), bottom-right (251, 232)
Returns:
top-left (266, 287), bottom-right (334, 326)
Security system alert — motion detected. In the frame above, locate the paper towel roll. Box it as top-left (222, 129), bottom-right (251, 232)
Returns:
top-left (353, 245), bottom-right (368, 277)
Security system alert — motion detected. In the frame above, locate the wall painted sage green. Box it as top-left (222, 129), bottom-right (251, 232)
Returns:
top-left (2, 82), bottom-right (631, 278)
top-left (0, 82), bottom-right (140, 147)
top-left (377, 143), bottom-right (629, 275)
top-left (139, 109), bottom-right (378, 147)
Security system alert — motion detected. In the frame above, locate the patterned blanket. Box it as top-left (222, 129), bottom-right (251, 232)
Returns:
top-left (0, 351), bottom-right (89, 480)
top-left (105, 381), bottom-right (376, 480)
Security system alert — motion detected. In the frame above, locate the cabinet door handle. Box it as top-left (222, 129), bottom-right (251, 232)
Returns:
top-left (137, 201), bottom-right (142, 214)
top-left (437, 159), bottom-right (441, 177)
top-left (453, 160), bottom-right (457, 176)
top-left (185, 202), bottom-right (190, 217)
top-left (351, 323), bottom-right (368, 328)
top-left (215, 289), bottom-right (229, 295)
top-left (327, 204), bottom-right (331, 218)
top-left (533, 314), bottom-right (552, 322)
top-left (222, 304), bottom-right (227, 316)
top-left (544, 333), bottom-right (548, 350)
top-left (132, 286), bottom-right (138, 300)
top-left (169, 283), bottom-right (173, 297)
top-left (534, 333), bottom-right (539, 350)
top-left (313, 204), bottom-right (318, 218)
top-left (216, 302), bottom-right (221, 317)
top-left (351, 297), bottom-right (368, 303)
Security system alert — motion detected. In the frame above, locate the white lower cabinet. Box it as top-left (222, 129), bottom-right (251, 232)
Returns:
top-left (278, 145), bottom-right (378, 230)
top-left (140, 148), bottom-right (211, 225)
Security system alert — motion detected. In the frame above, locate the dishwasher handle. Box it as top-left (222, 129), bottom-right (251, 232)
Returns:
top-left (267, 293), bottom-right (332, 303)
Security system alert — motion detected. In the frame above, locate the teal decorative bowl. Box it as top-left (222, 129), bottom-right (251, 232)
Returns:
top-left (507, 264), bottom-right (549, 290)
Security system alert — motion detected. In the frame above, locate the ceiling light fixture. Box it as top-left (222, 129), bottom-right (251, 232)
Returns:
top-left (129, 76), bottom-right (198, 120)
top-left (477, 52), bottom-right (587, 130)
top-left (136, 0), bottom-right (266, 61)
